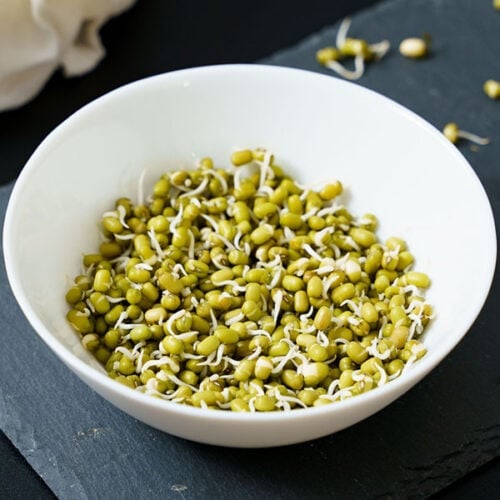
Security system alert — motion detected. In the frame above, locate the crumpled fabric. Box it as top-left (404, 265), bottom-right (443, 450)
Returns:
top-left (0, 0), bottom-right (136, 111)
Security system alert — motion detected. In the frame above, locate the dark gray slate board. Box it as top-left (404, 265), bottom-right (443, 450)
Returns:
top-left (1, 0), bottom-right (499, 498)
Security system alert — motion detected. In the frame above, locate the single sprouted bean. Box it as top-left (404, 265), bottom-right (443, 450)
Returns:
top-left (66, 148), bottom-right (433, 412)
top-left (443, 122), bottom-right (490, 146)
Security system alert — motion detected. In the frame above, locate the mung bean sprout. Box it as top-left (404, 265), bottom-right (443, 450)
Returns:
top-left (316, 18), bottom-right (390, 80)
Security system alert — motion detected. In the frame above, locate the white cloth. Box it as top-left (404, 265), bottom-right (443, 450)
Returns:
top-left (0, 0), bottom-right (136, 111)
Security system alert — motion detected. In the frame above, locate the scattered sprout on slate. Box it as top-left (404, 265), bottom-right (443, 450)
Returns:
top-left (483, 79), bottom-right (500, 100)
top-left (66, 149), bottom-right (434, 412)
top-left (443, 123), bottom-right (490, 146)
top-left (494, 0), bottom-right (500, 10)
top-left (316, 18), bottom-right (390, 80)
top-left (399, 37), bottom-right (429, 59)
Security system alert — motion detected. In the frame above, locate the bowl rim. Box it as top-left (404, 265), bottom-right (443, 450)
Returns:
top-left (3, 63), bottom-right (497, 424)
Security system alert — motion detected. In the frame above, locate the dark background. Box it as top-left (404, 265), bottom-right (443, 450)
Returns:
top-left (1, 1), bottom-right (498, 498)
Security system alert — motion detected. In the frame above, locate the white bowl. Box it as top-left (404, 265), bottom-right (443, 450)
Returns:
top-left (3, 65), bottom-right (496, 447)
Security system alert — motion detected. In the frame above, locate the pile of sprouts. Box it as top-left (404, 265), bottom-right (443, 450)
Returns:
top-left (66, 149), bottom-right (434, 412)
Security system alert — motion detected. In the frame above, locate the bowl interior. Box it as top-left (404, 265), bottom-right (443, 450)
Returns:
top-left (4, 64), bottom-right (496, 411)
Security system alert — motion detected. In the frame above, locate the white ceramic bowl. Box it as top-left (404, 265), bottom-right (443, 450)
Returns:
top-left (3, 65), bottom-right (496, 447)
